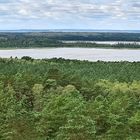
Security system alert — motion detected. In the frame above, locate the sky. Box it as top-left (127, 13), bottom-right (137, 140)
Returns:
top-left (0, 0), bottom-right (140, 30)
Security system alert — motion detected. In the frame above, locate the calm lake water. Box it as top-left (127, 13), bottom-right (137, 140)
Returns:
top-left (62, 41), bottom-right (140, 45)
top-left (0, 48), bottom-right (140, 62)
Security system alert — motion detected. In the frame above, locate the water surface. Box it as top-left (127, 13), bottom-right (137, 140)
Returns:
top-left (62, 41), bottom-right (140, 45)
top-left (0, 48), bottom-right (140, 62)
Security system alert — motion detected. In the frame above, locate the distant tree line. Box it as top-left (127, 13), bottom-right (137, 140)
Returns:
top-left (0, 32), bottom-right (140, 48)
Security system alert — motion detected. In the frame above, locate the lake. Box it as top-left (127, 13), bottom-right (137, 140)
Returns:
top-left (62, 41), bottom-right (140, 45)
top-left (0, 48), bottom-right (140, 62)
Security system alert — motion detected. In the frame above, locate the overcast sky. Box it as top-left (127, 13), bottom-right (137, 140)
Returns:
top-left (0, 0), bottom-right (140, 30)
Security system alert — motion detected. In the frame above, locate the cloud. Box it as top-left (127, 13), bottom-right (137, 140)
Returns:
top-left (0, 0), bottom-right (139, 29)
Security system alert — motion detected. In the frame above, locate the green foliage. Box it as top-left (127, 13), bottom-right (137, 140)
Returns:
top-left (44, 79), bottom-right (57, 89)
top-left (0, 32), bottom-right (140, 48)
top-left (21, 56), bottom-right (33, 61)
top-left (0, 58), bottom-right (139, 139)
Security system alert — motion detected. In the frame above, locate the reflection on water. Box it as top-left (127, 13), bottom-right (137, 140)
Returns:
top-left (0, 48), bottom-right (140, 62)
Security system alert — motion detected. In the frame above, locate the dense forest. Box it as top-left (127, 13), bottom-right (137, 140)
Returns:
top-left (0, 32), bottom-right (140, 48)
top-left (44, 32), bottom-right (140, 41)
top-left (0, 58), bottom-right (140, 139)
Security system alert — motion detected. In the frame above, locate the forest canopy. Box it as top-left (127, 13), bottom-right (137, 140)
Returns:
top-left (0, 58), bottom-right (139, 139)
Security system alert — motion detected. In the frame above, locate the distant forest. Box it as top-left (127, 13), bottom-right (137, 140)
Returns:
top-left (0, 32), bottom-right (140, 48)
